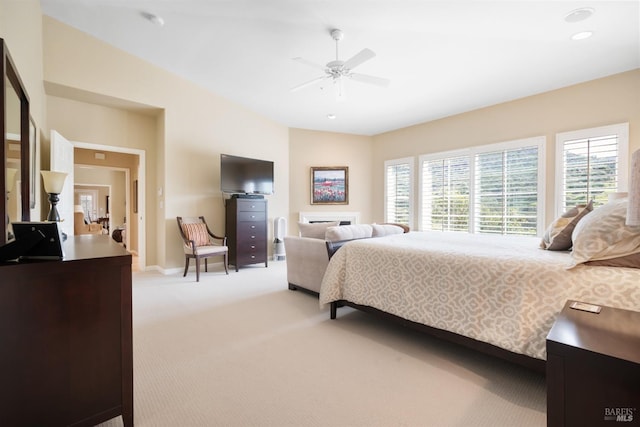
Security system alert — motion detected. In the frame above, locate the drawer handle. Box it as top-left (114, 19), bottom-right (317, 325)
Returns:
top-left (251, 205), bottom-right (256, 209)
top-left (250, 245), bottom-right (255, 249)
top-left (250, 215), bottom-right (256, 219)
top-left (250, 225), bottom-right (256, 229)
top-left (250, 255), bottom-right (256, 259)
top-left (251, 235), bottom-right (256, 239)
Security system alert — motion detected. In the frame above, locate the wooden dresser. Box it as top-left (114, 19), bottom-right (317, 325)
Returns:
top-left (225, 197), bottom-right (268, 271)
top-left (0, 235), bottom-right (133, 427)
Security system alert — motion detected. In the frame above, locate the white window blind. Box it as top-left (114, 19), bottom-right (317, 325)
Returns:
top-left (384, 158), bottom-right (413, 227)
top-left (421, 156), bottom-right (469, 231)
top-left (474, 146), bottom-right (539, 235)
top-left (556, 123), bottom-right (629, 215)
top-left (420, 137), bottom-right (544, 236)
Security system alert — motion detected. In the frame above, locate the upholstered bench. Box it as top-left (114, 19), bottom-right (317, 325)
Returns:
top-left (284, 222), bottom-right (406, 295)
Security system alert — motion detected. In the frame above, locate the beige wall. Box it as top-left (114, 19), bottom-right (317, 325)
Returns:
top-left (42, 16), bottom-right (289, 271)
top-left (0, 0), bottom-right (46, 220)
top-left (47, 98), bottom-right (151, 261)
top-left (373, 69), bottom-right (640, 229)
top-left (288, 128), bottom-right (374, 233)
top-left (3, 1), bottom-right (638, 269)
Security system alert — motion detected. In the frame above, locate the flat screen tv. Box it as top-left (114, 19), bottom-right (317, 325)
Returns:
top-left (220, 154), bottom-right (274, 195)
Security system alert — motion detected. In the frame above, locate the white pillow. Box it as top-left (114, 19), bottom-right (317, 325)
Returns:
top-left (325, 224), bottom-right (373, 242)
top-left (371, 224), bottom-right (405, 237)
top-left (568, 198), bottom-right (640, 268)
top-left (298, 221), bottom-right (339, 239)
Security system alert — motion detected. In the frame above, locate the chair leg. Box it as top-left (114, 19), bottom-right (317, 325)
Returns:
top-left (223, 252), bottom-right (229, 275)
top-left (195, 257), bottom-right (201, 282)
top-left (183, 257), bottom-right (190, 277)
top-left (205, 258), bottom-right (208, 273)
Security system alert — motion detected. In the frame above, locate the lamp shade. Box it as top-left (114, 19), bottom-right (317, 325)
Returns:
top-left (627, 149), bottom-right (640, 226)
top-left (608, 192), bottom-right (628, 202)
top-left (41, 171), bottom-right (68, 194)
top-left (5, 168), bottom-right (18, 193)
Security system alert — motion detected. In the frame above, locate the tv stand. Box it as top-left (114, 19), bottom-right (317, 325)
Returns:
top-left (232, 194), bottom-right (264, 199)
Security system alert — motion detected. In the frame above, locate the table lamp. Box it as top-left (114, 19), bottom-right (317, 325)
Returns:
top-left (41, 171), bottom-right (68, 222)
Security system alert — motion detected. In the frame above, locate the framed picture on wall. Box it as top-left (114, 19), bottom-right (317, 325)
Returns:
top-left (311, 166), bottom-right (349, 205)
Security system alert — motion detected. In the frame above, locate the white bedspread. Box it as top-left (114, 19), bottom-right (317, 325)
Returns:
top-left (319, 231), bottom-right (640, 360)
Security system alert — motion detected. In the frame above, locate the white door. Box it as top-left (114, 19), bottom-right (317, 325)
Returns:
top-left (50, 130), bottom-right (75, 237)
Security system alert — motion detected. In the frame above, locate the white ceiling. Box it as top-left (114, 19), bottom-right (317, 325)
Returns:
top-left (40, 0), bottom-right (640, 136)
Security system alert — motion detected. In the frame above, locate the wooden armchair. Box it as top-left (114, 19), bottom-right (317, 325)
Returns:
top-left (177, 216), bottom-right (229, 281)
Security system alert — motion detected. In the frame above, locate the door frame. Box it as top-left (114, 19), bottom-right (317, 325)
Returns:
top-left (74, 141), bottom-right (146, 270)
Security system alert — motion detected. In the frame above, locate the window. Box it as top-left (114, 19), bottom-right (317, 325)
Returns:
top-left (420, 137), bottom-right (545, 236)
top-left (75, 189), bottom-right (98, 221)
top-left (555, 123), bottom-right (629, 215)
top-left (384, 157), bottom-right (413, 228)
top-left (421, 154), bottom-right (469, 232)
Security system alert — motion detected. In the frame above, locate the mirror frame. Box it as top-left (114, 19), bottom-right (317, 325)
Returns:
top-left (1, 38), bottom-right (31, 244)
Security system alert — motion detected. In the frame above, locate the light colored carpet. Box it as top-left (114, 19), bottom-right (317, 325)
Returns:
top-left (100, 261), bottom-right (546, 427)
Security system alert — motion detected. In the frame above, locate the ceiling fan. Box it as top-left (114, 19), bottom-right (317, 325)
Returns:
top-left (291, 29), bottom-right (390, 99)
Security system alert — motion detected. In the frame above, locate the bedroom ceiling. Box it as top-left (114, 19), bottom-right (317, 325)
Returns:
top-left (39, 0), bottom-right (640, 136)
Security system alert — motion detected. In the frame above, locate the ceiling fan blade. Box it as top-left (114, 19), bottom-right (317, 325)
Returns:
top-left (292, 57), bottom-right (326, 71)
top-left (350, 73), bottom-right (390, 87)
top-left (290, 75), bottom-right (327, 92)
top-left (343, 48), bottom-right (376, 70)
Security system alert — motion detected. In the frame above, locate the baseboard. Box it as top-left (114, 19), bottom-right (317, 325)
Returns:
top-left (155, 261), bottom-right (228, 276)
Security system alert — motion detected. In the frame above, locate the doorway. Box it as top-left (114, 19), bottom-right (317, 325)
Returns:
top-left (74, 142), bottom-right (146, 270)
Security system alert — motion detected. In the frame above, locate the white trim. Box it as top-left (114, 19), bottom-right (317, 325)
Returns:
top-left (418, 136), bottom-right (546, 235)
top-left (555, 122), bottom-right (629, 217)
top-left (73, 141), bottom-right (146, 270)
top-left (384, 156), bottom-right (414, 229)
top-left (299, 211), bottom-right (360, 225)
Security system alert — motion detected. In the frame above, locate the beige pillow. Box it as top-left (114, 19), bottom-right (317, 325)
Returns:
top-left (298, 221), bottom-right (339, 239)
top-left (182, 223), bottom-right (210, 247)
top-left (325, 224), bottom-right (373, 242)
top-left (540, 201), bottom-right (593, 251)
top-left (371, 224), bottom-right (405, 237)
top-left (586, 252), bottom-right (640, 268)
top-left (568, 198), bottom-right (640, 268)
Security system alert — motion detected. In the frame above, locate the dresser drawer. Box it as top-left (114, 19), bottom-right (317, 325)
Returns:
top-left (237, 221), bottom-right (266, 234)
top-left (238, 211), bottom-right (266, 222)
top-left (237, 233), bottom-right (266, 246)
top-left (237, 252), bottom-right (266, 264)
top-left (236, 201), bottom-right (266, 212)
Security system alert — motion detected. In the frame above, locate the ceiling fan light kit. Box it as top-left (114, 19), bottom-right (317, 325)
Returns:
top-left (291, 28), bottom-right (390, 99)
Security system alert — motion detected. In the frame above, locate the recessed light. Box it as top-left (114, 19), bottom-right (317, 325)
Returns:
top-left (327, 114), bottom-right (336, 120)
top-left (571, 31), bottom-right (594, 41)
top-left (140, 11), bottom-right (165, 27)
top-left (565, 7), bottom-right (595, 23)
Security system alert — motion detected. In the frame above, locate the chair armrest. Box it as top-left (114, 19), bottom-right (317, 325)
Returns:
top-left (207, 232), bottom-right (227, 246)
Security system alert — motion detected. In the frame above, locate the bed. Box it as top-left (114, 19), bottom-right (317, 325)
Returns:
top-left (319, 229), bottom-right (640, 371)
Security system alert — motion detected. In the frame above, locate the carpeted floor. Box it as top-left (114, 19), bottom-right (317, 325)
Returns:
top-left (100, 261), bottom-right (546, 427)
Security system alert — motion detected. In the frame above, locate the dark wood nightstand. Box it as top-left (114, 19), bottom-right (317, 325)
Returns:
top-left (547, 300), bottom-right (640, 427)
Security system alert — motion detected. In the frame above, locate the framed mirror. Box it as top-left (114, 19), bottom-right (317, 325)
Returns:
top-left (1, 38), bottom-right (31, 244)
